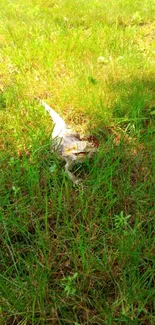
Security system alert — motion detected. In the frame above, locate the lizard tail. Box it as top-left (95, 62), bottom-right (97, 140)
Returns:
top-left (38, 98), bottom-right (66, 129)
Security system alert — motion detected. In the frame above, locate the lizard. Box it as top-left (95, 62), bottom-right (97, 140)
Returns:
top-left (38, 99), bottom-right (97, 185)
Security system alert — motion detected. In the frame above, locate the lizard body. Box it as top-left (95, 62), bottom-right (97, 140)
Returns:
top-left (39, 99), bottom-right (96, 184)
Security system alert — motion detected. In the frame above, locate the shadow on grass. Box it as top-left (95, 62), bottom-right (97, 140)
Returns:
top-left (1, 77), bottom-right (155, 324)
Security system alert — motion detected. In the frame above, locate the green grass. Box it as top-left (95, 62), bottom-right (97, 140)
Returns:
top-left (0, 0), bottom-right (155, 324)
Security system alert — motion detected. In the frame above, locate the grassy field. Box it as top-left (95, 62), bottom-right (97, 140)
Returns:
top-left (0, 0), bottom-right (155, 324)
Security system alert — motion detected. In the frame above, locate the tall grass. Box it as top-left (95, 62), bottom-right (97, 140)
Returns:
top-left (0, 0), bottom-right (155, 324)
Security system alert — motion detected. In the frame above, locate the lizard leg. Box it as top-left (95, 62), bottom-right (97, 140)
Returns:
top-left (65, 161), bottom-right (80, 185)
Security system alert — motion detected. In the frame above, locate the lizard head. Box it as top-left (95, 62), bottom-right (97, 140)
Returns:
top-left (63, 141), bottom-right (96, 163)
